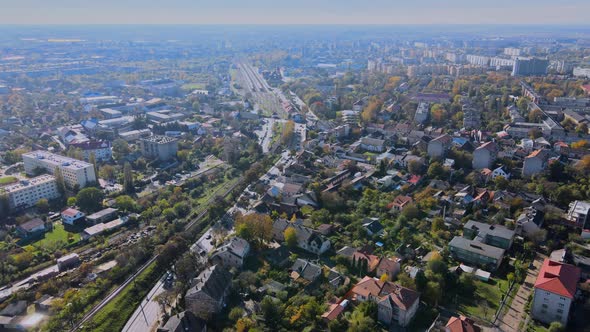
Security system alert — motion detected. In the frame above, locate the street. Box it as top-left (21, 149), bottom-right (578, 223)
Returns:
top-left (121, 277), bottom-right (167, 332)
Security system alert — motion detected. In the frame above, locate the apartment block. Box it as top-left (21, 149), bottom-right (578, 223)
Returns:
top-left (2, 175), bottom-right (60, 210)
top-left (22, 151), bottom-right (96, 188)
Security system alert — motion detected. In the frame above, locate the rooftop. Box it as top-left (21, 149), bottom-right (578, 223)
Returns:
top-left (3, 175), bottom-right (56, 193)
top-left (534, 259), bottom-right (580, 299)
top-left (449, 236), bottom-right (505, 260)
top-left (23, 150), bottom-right (93, 170)
top-left (141, 135), bottom-right (179, 144)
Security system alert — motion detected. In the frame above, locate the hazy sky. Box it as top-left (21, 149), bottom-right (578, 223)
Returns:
top-left (1, 0), bottom-right (589, 25)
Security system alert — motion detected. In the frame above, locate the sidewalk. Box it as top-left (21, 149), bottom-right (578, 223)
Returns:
top-left (495, 255), bottom-right (545, 332)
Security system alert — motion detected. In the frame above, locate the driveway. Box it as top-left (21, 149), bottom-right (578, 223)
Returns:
top-left (495, 255), bottom-right (545, 332)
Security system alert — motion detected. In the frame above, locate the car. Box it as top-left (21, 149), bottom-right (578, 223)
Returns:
top-left (206, 234), bottom-right (212, 240)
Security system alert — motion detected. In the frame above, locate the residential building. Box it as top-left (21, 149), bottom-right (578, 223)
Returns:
top-left (185, 265), bottom-right (232, 319)
top-left (522, 150), bottom-right (549, 177)
top-left (22, 150), bottom-right (96, 188)
top-left (360, 137), bottom-right (385, 152)
top-left (516, 207), bottom-right (545, 240)
top-left (427, 134), bottom-right (453, 158)
top-left (448, 236), bottom-right (505, 271)
top-left (414, 102), bottom-right (430, 124)
top-left (61, 208), bottom-right (85, 226)
top-left (472, 142), bottom-right (497, 169)
top-left (362, 218), bottom-right (385, 236)
top-left (2, 175), bottom-right (60, 210)
top-left (69, 140), bottom-right (112, 162)
top-left (139, 135), bottom-right (179, 161)
top-left (445, 315), bottom-right (481, 332)
top-left (349, 276), bottom-right (420, 327)
top-left (16, 218), bottom-right (47, 239)
top-left (512, 58), bottom-right (549, 76)
top-left (210, 237), bottom-right (250, 270)
top-left (531, 259), bottom-right (580, 325)
top-left (463, 220), bottom-right (515, 249)
top-left (272, 219), bottom-right (331, 255)
top-left (157, 311), bottom-right (207, 332)
top-left (573, 67), bottom-right (590, 79)
top-left (290, 259), bottom-right (322, 283)
top-left (376, 257), bottom-right (402, 280)
top-left (387, 195), bottom-right (413, 213)
top-left (119, 129), bottom-right (152, 141)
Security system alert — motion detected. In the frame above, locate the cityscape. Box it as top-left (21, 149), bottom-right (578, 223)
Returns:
top-left (0, 3), bottom-right (590, 332)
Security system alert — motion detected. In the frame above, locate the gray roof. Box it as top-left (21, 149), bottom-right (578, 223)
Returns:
top-left (464, 220), bottom-right (515, 241)
top-left (186, 265), bottom-right (232, 301)
top-left (159, 311), bottom-right (206, 332)
top-left (449, 236), bottom-right (505, 260)
top-left (290, 259), bottom-right (321, 282)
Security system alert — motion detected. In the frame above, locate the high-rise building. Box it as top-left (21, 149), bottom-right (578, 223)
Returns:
top-left (573, 67), bottom-right (590, 78)
top-left (139, 135), bottom-right (179, 161)
top-left (2, 175), bottom-right (60, 210)
top-left (22, 151), bottom-right (97, 188)
top-left (511, 58), bottom-right (549, 76)
top-left (503, 47), bottom-right (522, 57)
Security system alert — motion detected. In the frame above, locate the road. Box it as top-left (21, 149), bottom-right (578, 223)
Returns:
top-left (121, 277), bottom-right (167, 332)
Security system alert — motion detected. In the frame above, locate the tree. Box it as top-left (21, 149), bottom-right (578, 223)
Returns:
top-left (235, 213), bottom-right (273, 247)
top-left (0, 193), bottom-right (9, 220)
top-left (89, 153), bottom-right (98, 177)
top-left (112, 139), bottom-right (130, 161)
top-left (76, 187), bottom-right (104, 212)
top-left (54, 167), bottom-right (66, 194)
top-left (284, 227), bottom-right (297, 248)
top-left (408, 160), bottom-right (423, 175)
top-left (576, 123), bottom-right (589, 134)
top-left (517, 97), bottom-right (529, 112)
top-left (348, 306), bottom-right (375, 332)
top-left (36, 199), bottom-right (49, 213)
top-left (67, 197), bottom-right (77, 206)
top-left (123, 162), bottom-right (134, 193)
top-left (115, 195), bottom-right (136, 212)
top-left (424, 281), bottom-right (442, 306)
top-left (427, 162), bottom-right (444, 179)
top-left (229, 307), bottom-right (244, 322)
top-left (548, 322), bottom-right (564, 332)
top-left (99, 165), bottom-right (116, 180)
top-left (528, 108), bottom-right (543, 123)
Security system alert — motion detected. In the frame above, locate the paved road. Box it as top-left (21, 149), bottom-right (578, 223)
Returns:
top-left (121, 278), bottom-right (167, 332)
top-left (495, 255), bottom-right (545, 332)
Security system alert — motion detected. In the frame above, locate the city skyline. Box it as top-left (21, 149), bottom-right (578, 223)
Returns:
top-left (1, 0), bottom-right (590, 25)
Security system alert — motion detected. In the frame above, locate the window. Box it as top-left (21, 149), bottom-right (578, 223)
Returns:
top-left (557, 309), bottom-right (563, 314)
top-left (542, 304), bottom-right (548, 309)
top-left (558, 303), bottom-right (564, 308)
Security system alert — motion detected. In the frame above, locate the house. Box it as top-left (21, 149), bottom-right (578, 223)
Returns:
top-left (16, 218), bottom-right (46, 239)
top-left (61, 208), bottom-right (85, 226)
top-left (516, 207), bottom-right (545, 240)
top-left (210, 237), bottom-right (250, 270)
top-left (290, 259), bottom-right (322, 283)
top-left (157, 311), bottom-right (207, 332)
top-left (463, 220), bottom-right (515, 250)
top-left (427, 134), bottom-right (453, 158)
top-left (387, 195), bottom-right (413, 213)
top-left (349, 276), bottom-right (420, 327)
top-left (445, 315), bottom-right (481, 332)
top-left (472, 141), bottom-right (497, 169)
top-left (322, 300), bottom-right (349, 322)
top-left (531, 259), bottom-right (581, 326)
top-left (491, 166), bottom-right (510, 180)
top-left (360, 137), bottom-right (386, 152)
top-left (272, 219), bottom-right (331, 255)
top-left (565, 200), bottom-right (590, 229)
top-left (185, 265), bottom-right (232, 319)
top-left (522, 149), bottom-right (549, 177)
top-left (448, 236), bottom-right (505, 271)
top-left (362, 218), bottom-right (384, 236)
top-left (376, 257), bottom-right (402, 280)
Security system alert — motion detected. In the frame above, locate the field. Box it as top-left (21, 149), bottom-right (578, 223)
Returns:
top-left (181, 82), bottom-right (206, 90)
top-left (31, 223), bottom-right (80, 249)
top-left (456, 278), bottom-right (510, 322)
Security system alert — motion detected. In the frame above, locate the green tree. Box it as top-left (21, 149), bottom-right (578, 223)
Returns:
top-left (424, 281), bottom-right (442, 306)
top-left (548, 322), bottom-right (564, 332)
top-left (115, 195), bottom-right (136, 212)
top-left (348, 307), bottom-right (375, 332)
top-left (36, 198), bottom-right (49, 213)
top-left (427, 161), bottom-right (445, 179)
top-left (123, 162), bottom-right (134, 193)
top-left (67, 197), bottom-right (77, 206)
top-left (76, 187), bottom-right (104, 212)
top-left (54, 167), bottom-right (66, 194)
top-left (112, 139), bottom-right (130, 161)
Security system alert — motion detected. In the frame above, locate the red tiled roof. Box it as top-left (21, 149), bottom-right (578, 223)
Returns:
top-left (446, 315), bottom-right (481, 332)
top-left (534, 259), bottom-right (581, 299)
top-left (349, 276), bottom-right (419, 310)
top-left (477, 141), bottom-right (496, 151)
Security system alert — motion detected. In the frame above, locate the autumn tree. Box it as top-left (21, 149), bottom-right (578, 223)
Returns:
top-left (123, 162), bottom-right (134, 193)
top-left (284, 227), bottom-right (297, 247)
top-left (235, 213), bottom-right (273, 247)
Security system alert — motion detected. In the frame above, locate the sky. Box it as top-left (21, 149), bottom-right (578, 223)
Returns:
top-left (1, 0), bottom-right (589, 25)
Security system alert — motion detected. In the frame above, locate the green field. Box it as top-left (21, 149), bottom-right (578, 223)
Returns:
top-left (33, 223), bottom-right (80, 249)
top-left (457, 278), bottom-right (510, 321)
top-left (181, 83), bottom-right (206, 90)
top-left (0, 176), bottom-right (17, 185)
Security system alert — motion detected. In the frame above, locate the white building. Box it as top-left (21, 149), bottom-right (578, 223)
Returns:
top-left (69, 140), bottom-right (112, 162)
top-left (472, 141), bottom-right (497, 169)
top-left (22, 151), bottom-right (96, 188)
top-left (573, 67), bottom-right (590, 79)
top-left (2, 175), bottom-right (60, 210)
top-left (139, 135), bottom-right (179, 161)
top-left (61, 208), bottom-right (85, 226)
top-left (414, 102), bottom-right (430, 124)
top-left (531, 259), bottom-right (580, 326)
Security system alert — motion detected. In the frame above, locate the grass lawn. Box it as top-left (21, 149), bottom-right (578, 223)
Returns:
top-left (0, 176), bottom-right (17, 185)
top-left (456, 278), bottom-right (509, 322)
top-left (181, 82), bottom-right (206, 90)
top-left (32, 223), bottom-right (80, 248)
top-left (82, 260), bottom-right (162, 332)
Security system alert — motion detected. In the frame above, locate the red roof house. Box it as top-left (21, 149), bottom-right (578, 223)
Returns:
top-left (534, 259), bottom-right (581, 299)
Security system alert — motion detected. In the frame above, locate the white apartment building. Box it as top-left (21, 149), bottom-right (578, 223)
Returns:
top-left (573, 67), bottom-right (590, 79)
top-left (2, 175), bottom-right (60, 210)
top-left (531, 259), bottom-right (580, 326)
top-left (22, 151), bottom-right (97, 188)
